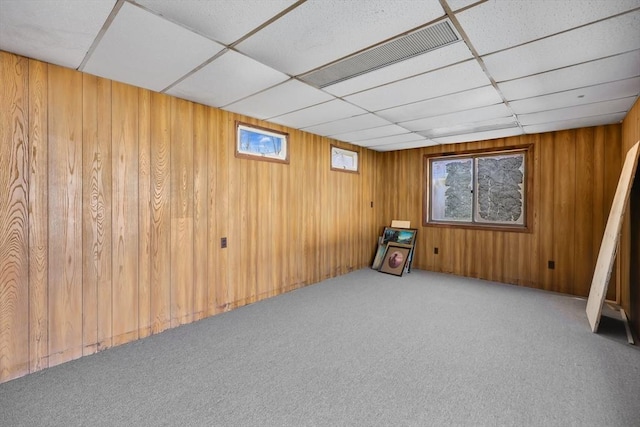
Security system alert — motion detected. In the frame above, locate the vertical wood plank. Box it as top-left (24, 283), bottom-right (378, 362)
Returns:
top-left (256, 160), bottom-right (272, 298)
top-left (95, 77), bottom-right (113, 351)
top-left (111, 82), bottom-right (139, 346)
top-left (28, 58), bottom-right (49, 373)
top-left (0, 52), bottom-right (30, 381)
top-left (574, 128), bottom-right (595, 296)
top-left (170, 97), bottom-right (194, 326)
top-left (553, 131), bottom-right (576, 294)
top-left (48, 64), bottom-right (83, 366)
top-left (538, 134), bottom-right (555, 291)
top-left (150, 92), bottom-right (171, 334)
top-left (138, 88), bottom-right (151, 338)
top-left (81, 73), bottom-right (99, 356)
top-left (604, 125), bottom-right (622, 301)
top-left (193, 104), bottom-right (208, 320)
top-left (212, 109), bottom-right (229, 313)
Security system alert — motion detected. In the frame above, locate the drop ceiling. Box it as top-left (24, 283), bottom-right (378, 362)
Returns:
top-left (1, 0), bottom-right (638, 152)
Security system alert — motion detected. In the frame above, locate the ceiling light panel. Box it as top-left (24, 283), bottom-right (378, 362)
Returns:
top-left (523, 112), bottom-right (627, 134)
top-left (432, 127), bottom-right (524, 144)
top-left (0, 0), bottom-right (116, 69)
top-left (166, 50), bottom-right (288, 108)
top-left (322, 41), bottom-right (472, 97)
top-left (269, 100), bottom-right (367, 129)
top-left (345, 59), bottom-right (491, 112)
top-left (330, 124), bottom-right (410, 142)
top-left (235, 0), bottom-right (446, 75)
top-left (135, 0), bottom-right (297, 45)
top-left (376, 85), bottom-right (503, 123)
top-left (372, 139), bottom-right (439, 152)
top-left (518, 97), bottom-right (637, 126)
top-left (455, 0), bottom-right (640, 55)
top-left (356, 132), bottom-right (429, 147)
top-left (399, 103), bottom-right (512, 132)
top-left (223, 79), bottom-right (333, 120)
top-left (498, 50), bottom-right (640, 101)
top-left (83, 2), bottom-right (223, 92)
top-left (302, 113), bottom-right (391, 137)
top-left (482, 11), bottom-right (640, 82)
top-left (509, 77), bottom-right (640, 115)
top-left (419, 117), bottom-right (519, 139)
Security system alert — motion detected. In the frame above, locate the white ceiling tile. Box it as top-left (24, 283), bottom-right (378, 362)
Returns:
top-left (0, 0), bottom-right (116, 69)
top-left (166, 51), bottom-right (288, 108)
top-left (224, 79), bottom-right (333, 120)
top-left (498, 50), bottom-right (640, 101)
top-left (331, 124), bottom-right (409, 142)
top-left (370, 139), bottom-right (439, 151)
top-left (510, 77), bottom-right (640, 115)
top-left (345, 60), bottom-right (491, 111)
top-left (322, 42), bottom-right (473, 97)
top-left (400, 103), bottom-right (512, 132)
top-left (83, 2), bottom-right (223, 92)
top-left (518, 97), bottom-right (637, 126)
top-left (303, 114), bottom-right (391, 137)
top-left (432, 127), bottom-right (524, 145)
top-left (483, 11), bottom-right (640, 82)
top-left (376, 85), bottom-right (503, 123)
top-left (235, 0), bottom-right (445, 75)
top-left (269, 100), bottom-right (367, 129)
top-left (136, 0), bottom-right (297, 45)
top-left (445, 0), bottom-right (483, 12)
top-left (523, 112), bottom-right (627, 134)
top-left (356, 132), bottom-right (429, 147)
top-left (456, 0), bottom-right (639, 55)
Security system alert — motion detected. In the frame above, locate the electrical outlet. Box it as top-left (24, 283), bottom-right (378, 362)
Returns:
top-left (221, 237), bottom-right (227, 249)
top-left (548, 260), bottom-right (555, 269)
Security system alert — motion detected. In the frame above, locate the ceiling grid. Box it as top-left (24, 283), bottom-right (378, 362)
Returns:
top-left (0, 0), bottom-right (637, 151)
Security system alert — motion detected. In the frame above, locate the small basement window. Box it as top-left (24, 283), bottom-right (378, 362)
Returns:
top-left (423, 145), bottom-right (532, 231)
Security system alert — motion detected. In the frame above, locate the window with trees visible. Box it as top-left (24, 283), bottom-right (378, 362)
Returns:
top-left (423, 145), bottom-right (532, 231)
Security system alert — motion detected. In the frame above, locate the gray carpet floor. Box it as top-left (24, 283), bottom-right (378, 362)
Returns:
top-left (1, 269), bottom-right (639, 427)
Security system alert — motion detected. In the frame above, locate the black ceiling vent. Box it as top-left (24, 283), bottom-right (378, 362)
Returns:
top-left (299, 20), bottom-right (460, 89)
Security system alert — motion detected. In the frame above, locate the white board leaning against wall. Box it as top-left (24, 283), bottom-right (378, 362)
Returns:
top-left (586, 141), bottom-right (640, 332)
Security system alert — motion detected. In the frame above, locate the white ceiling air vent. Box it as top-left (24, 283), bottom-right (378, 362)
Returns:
top-left (299, 20), bottom-right (460, 89)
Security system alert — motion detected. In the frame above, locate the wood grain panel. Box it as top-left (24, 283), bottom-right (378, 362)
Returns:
top-left (256, 159), bottom-right (272, 298)
top-left (95, 77), bottom-right (113, 351)
top-left (537, 134), bottom-right (555, 291)
top-left (574, 128), bottom-right (595, 296)
top-left (28, 58), bottom-right (49, 373)
top-left (82, 73), bottom-right (100, 355)
top-left (0, 52), bottom-right (29, 381)
top-left (604, 125), bottom-right (622, 301)
top-left (5, 48), bottom-right (628, 382)
top-left (111, 82), bottom-right (139, 346)
top-left (150, 92), bottom-right (171, 334)
top-left (209, 108), bottom-right (228, 315)
top-left (552, 131), bottom-right (576, 294)
top-left (209, 111), bottom-right (230, 313)
top-left (193, 104), bottom-right (208, 321)
top-left (170, 97), bottom-right (194, 326)
top-left (48, 64), bottom-right (83, 366)
top-left (138, 88), bottom-right (151, 338)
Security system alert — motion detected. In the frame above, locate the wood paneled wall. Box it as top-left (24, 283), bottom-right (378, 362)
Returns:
top-left (621, 97), bottom-right (640, 337)
top-left (377, 127), bottom-right (624, 298)
top-left (0, 48), bottom-right (633, 383)
top-left (0, 51), bottom-right (380, 382)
